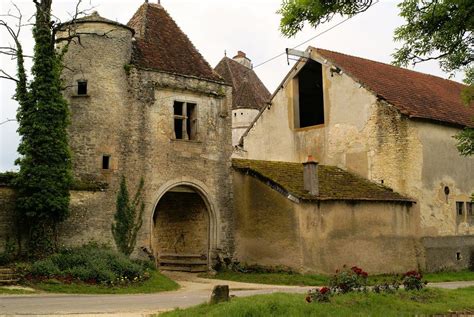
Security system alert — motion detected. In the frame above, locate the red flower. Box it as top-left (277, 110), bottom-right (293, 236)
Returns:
top-left (319, 287), bottom-right (330, 294)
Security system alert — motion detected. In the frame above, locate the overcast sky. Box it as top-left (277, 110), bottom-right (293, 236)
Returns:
top-left (0, 0), bottom-right (466, 171)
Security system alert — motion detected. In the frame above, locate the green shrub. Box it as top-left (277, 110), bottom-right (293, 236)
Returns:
top-left (31, 258), bottom-right (61, 277)
top-left (29, 244), bottom-right (151, 285)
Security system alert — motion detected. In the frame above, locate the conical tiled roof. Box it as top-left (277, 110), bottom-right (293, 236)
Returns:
top-left (127, 3), bottom-right (222, 82)
top-left (215, 57), bottom-right (270, 110)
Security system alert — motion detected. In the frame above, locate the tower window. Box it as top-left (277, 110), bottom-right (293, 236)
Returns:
top-left (294, 60), bottom-right (325, 128)
top-left (173, 101), bottom-right (197, 140)
top-left (77, 80), bottom-right (88, 95)
top-left (102, 155), bottom-right (110, 170)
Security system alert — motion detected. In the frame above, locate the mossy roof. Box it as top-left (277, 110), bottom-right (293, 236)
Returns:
top-left (232, 159), bottom-right (413, 203)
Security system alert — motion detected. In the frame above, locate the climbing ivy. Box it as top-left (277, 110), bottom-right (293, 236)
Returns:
top-left (112, 176), bottom-right (145, 256)
top-left (14, 1), bottom-right (72, 256)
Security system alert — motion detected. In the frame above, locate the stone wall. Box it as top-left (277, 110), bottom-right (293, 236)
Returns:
top-left (233, 172), bottom-right (420, 274)
top-left (422, 236), bottom-right (474, 272)
top-left (0, 187), bottom-right (110, 252)
top-left (0, 187), bottom-right (16, 252)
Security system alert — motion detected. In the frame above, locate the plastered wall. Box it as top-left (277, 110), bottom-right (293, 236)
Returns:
top-left (233, 172), bottom-right (420, 274)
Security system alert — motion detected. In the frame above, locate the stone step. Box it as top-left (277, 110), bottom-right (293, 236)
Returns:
top-left (0, 278), bottom-right (20, 285)
top-left (159, 259), bottom-right (208, 266)
top-left (159, 265), bottom-right (207, 273)
top-left (159, 253), bottom-right (207, 260)
top-left (0, 268), bottom-right (14, 273)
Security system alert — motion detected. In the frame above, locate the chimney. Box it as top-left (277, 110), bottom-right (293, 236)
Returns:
top-left (233, 50), bottom-right (252, 69)
top-left (303, 155), bottom-right (319, 196)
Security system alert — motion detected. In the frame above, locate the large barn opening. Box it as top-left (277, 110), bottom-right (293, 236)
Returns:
top-left (295, 59), bottom-right (325, 128)
top-left (153, 185), bottom-right (209, 272)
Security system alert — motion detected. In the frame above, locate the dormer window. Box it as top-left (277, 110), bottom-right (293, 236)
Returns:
top-left (77, 80), bottom-right (88, 95)
top-left (294, 60), bottom-right (325, 128)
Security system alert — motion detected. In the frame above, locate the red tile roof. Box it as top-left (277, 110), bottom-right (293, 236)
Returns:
top-left (215, 57), bottom-right (271, 110)
top-left (127, 3), bottom-right (222, 82)
top-left (315, 48), bottom-right (473, 128)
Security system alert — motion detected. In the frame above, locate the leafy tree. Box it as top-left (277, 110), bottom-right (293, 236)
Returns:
top-left (6, 0), bottom-right (73, 256)
top-left (112, 176), bottom-right (145, 257)
top-left (279, 0), bottom-right (473, 155)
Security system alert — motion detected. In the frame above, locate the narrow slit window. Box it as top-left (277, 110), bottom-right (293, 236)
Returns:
top-left (102, 155), bottom-right (110, 170)
top-left (77, 80), bottom-right (88, 95)
top-left (456, 202), bottom-right (464, 216)
top-left (173, 101), bottom-right (197, 140)
top-left (295, 60), bottom-right (324, 128)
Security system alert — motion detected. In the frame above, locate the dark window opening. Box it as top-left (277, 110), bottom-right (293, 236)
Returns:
top-left (77, 80), bottom-right (88, 95)
top-left (456, 202), bottom-right (464, 216)
top-left (468, 202), bottom-right (473, 216)
top-left (173, 101), bottom-right (197, 140)
top-left (296, 60), bottom-right (324, 128)
top-left (102, 155), bottom-right (110, 170)
top-left (456, 252), bottom-right (461, 261)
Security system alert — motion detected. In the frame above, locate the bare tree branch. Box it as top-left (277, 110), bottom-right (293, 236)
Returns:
top-left (0, 118), bottom-right (17, 126)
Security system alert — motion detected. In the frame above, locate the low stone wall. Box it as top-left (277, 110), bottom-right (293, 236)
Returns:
top-left (0, 186), bottom-right (111, 252)
top-left (0, 187), bottom-right (16, 252)
top-left (422, 235), bottom-right (474, 272)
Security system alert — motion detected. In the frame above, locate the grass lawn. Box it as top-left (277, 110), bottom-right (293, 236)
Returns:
top-left (0, 287), bottom-right (36, 295)
top-left (202, 270), bottom-right (474, 286)
top-left (29, 271), bottom-right (179, 294)
top-left (162, 287), bottom-right (474, 317)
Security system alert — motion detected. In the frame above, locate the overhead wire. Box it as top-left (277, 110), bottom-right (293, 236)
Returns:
top-left (252, 0), bottom-right (380, 69)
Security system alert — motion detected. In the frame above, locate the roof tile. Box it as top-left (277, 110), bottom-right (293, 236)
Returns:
top-left (215, 57), bottom-right (271, 109)
top-left (127, 3), bottom-right (222, 82)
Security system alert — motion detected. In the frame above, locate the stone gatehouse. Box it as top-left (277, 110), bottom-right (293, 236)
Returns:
top-left (56, 3), bottom-right (234, 270)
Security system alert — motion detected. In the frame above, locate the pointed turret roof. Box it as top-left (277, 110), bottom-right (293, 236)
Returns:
top-left (127, 3), bottom-right (222, 82)
top-left (215, 57), bottom-right (270, 110)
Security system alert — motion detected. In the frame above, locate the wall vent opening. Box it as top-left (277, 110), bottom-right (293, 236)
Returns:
top-left (77, 80), bottom-right (88, 95)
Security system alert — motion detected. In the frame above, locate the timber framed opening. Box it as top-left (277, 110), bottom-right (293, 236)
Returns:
top-left (293, 59), bottom-right (325, 128)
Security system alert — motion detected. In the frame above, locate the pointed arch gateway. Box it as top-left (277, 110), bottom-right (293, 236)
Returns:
top-left (150, 179), bottom-right (218, 272)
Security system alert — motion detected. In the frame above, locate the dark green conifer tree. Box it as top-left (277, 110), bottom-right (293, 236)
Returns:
top-left (112, 176), bottom-right (145, 256)
top-left (14, 0), bottom-right (72, 256)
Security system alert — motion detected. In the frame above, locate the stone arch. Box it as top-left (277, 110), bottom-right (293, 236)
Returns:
top-left (150, 177), bottom-right (218, 270)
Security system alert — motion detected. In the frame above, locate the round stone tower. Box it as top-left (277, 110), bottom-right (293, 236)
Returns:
top-left (57, 12), bottom-right (134, 183)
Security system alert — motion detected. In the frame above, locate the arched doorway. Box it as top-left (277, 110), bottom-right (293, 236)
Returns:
top-left (152, 185), bottom-right (211, 272)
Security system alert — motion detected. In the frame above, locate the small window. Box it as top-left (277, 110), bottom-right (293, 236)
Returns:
top-left (173, 101), bottom-right (197, 140)
top-left (456, 252), bottom-right (461, 261)
top-left (468, 202), bottom-right (473, 216)
top-left (456, 202), bottom-right (464, 216)
top-left (294, 60), bottom-right (325, 128)
top-left (77, 80), bottom-right (88, 95)
top-left (102, 155), bottom-right (110, 170)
